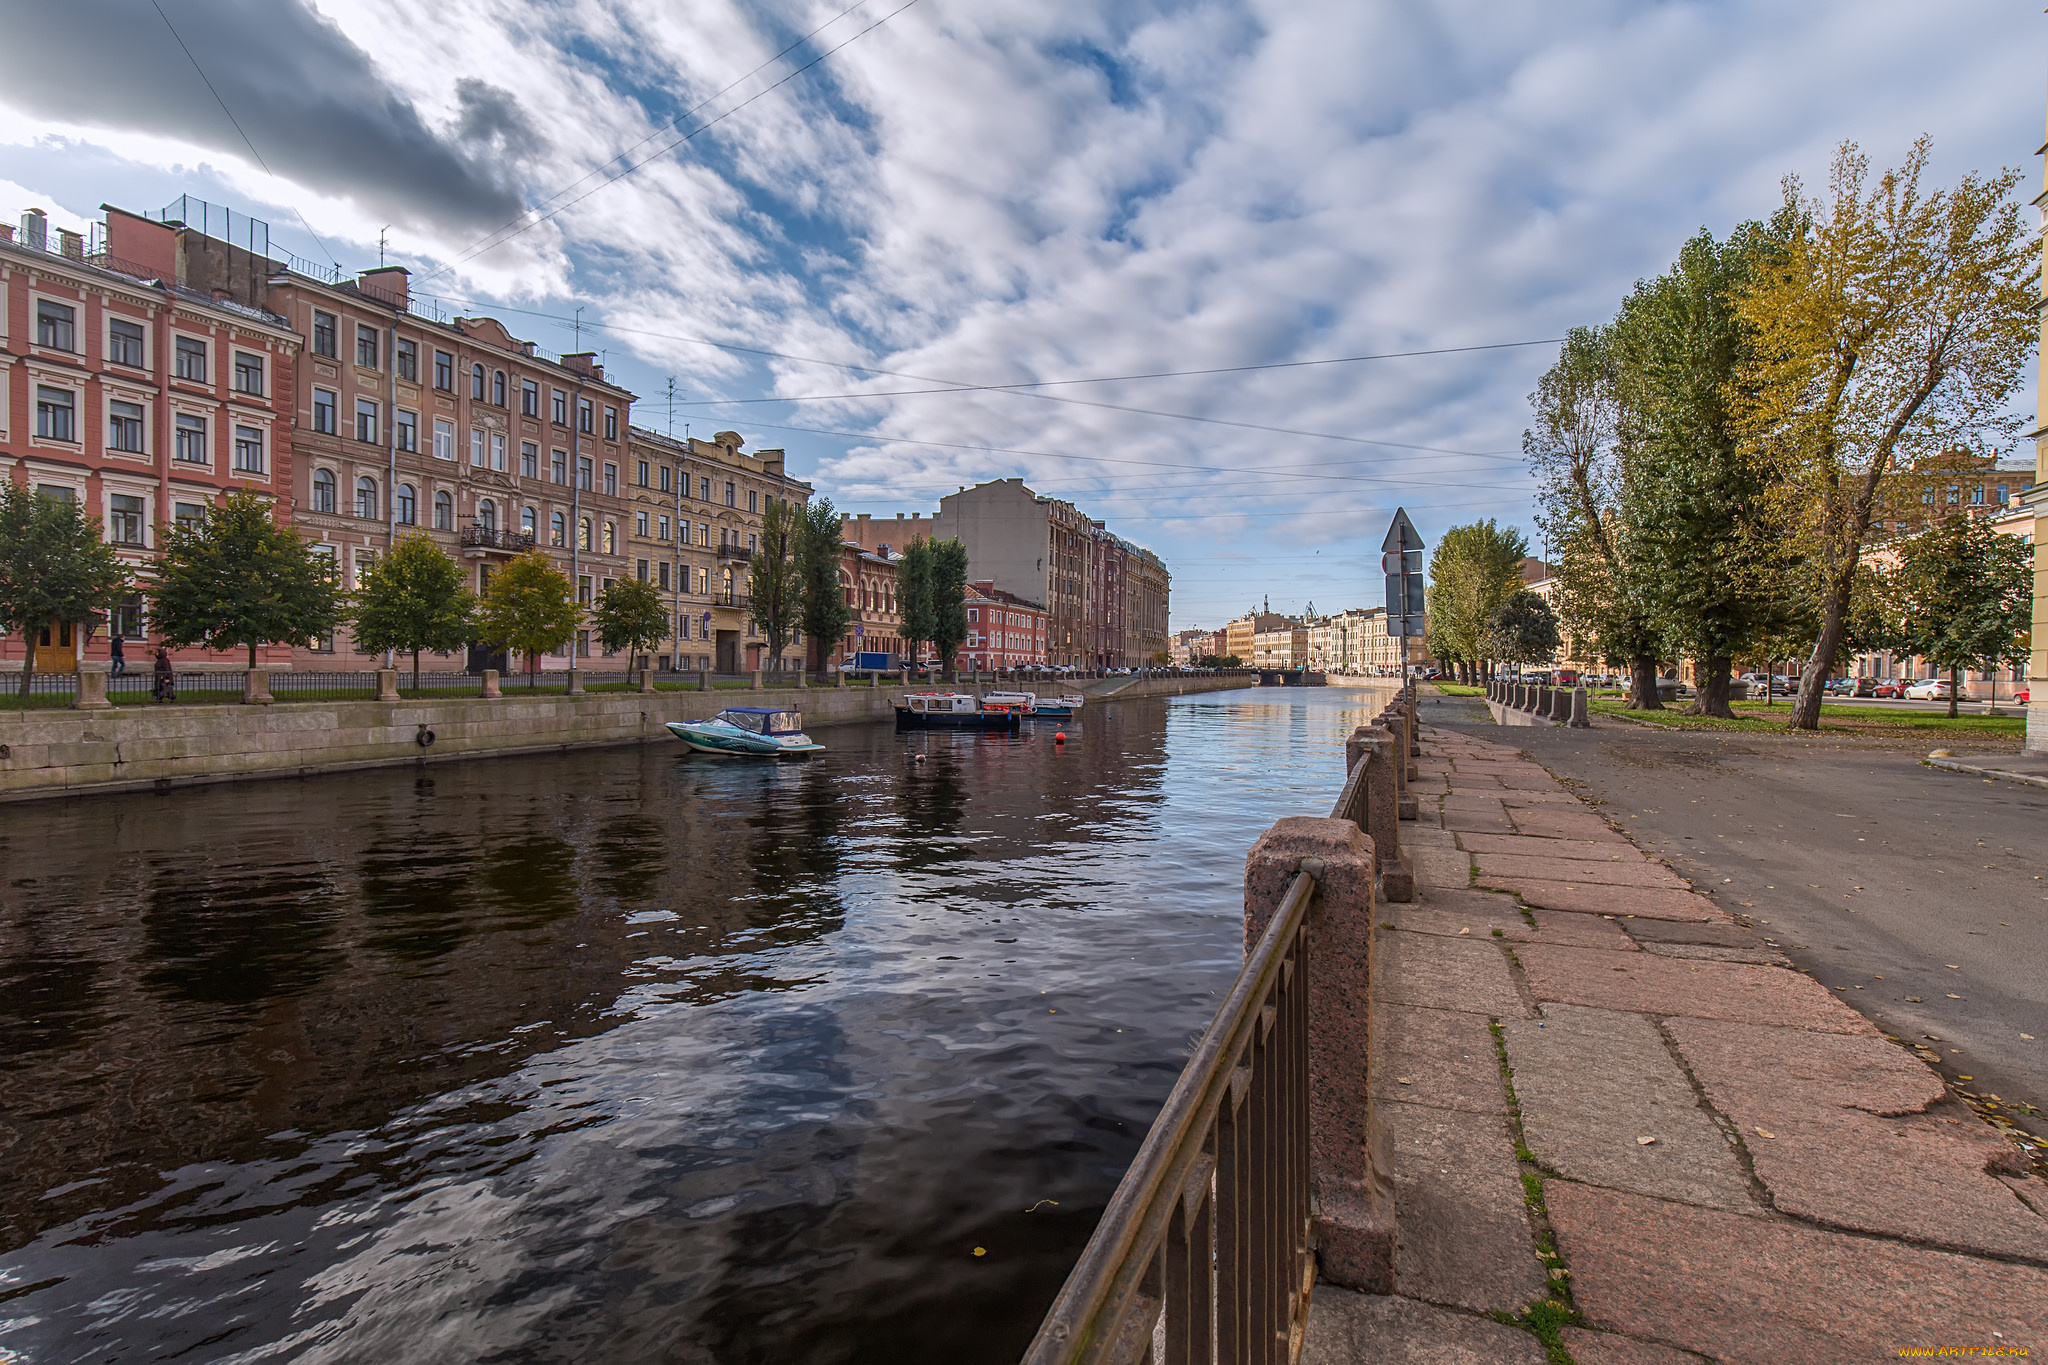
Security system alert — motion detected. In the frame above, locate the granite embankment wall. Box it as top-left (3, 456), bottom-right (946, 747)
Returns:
top-left (0, 673), bottom-right (1252, 802)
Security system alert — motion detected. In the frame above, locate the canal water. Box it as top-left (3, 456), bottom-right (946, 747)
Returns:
top-left (0, 684), bottom-right (1393, 1364)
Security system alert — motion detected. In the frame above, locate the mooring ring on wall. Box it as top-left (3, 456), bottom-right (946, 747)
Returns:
top-left (416, 725), bottom-right (436, 748)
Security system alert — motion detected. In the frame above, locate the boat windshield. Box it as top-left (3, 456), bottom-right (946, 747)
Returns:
top-left (716, 710), bottom-right (766, 733)
top-left (719, 709), bottom-right (804, 734)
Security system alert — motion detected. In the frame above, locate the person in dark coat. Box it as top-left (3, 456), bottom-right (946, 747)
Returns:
top-left (152, 647), bottom-right (175, 703)
top-left (109, 634), bottom-right (126, 678)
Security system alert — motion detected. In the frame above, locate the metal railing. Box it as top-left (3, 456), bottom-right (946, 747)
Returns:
top-left (1024, 868), bottom-right (1317, 1365)
top-left (460, 525), bottom-right (537, 552)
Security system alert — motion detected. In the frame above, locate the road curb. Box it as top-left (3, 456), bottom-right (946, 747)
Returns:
top-left (1923, 755), bottom-right (2048, 789)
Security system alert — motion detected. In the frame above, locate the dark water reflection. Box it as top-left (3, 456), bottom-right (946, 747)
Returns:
top-left (0, 684), bottom-right (1392, 1363)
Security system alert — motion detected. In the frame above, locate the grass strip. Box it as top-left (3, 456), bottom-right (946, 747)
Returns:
top-left (1488, 1019), bottom-right (1582, 1364)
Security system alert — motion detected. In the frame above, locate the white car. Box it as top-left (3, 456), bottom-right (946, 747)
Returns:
top-left (1903, 678), bottom-right (1953, 701)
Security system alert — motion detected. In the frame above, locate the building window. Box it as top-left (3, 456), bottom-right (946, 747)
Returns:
top-left (397, 483), bottom-right (417, 525)
top-left (234, 351), bottom-right (265, 395)
top-left (747, 490), bottom-right (758, 513)
top-left (636, 510), bottom-right (649, 537)
top-left (603, 462), bottom-right (618, 495)
top-left (35, 386), bottom-right (75, 441)
top-left (658, 562), bottom-right (671, 590)
top-left (605, 407), bottom-right (618, 440)
top-left (578, 397), bottom-right (593, 432)
top-left (108, 494), bottom-right (146, 546)
top-left (659, 465), bottom-right (672, 493)
top-left (395, 338), bottom-right (418, 381)
top-left (312, 387), bottom-right (337, 434)
top-left (108, 318), bottom-right (145, 368)
top-left (551, 388), bottom-right (567, 424)
top-left (521, 442), bottom-right (539, 478)
top-left (433, 419), bottom-right (455, 461)
top-left (311, 468), bottom-right (336, 513)
top-left (658, 515), bottom-right (670, 541)
top-left (724, 482), bottom-right (736, 507)
top-left (36, 299), bottom-right (76, 351)
top-left (472, 363), bottom-right (486, 400)
top-left (434, 490), bottom-right (454, 531)
top-left (395, 409), bottom-right (418, 453)
top-left (107, 400), bottom-right (145, 453)
top-left (175, 336), bottom-right (207, 382)
top-left (233, 425), bottom-right (265, 474)
top-left (110, 592), bottom-right (145, 639)
top-left (356, 324), bottom-right (379, 369)
top-left (578, 456), bottom-right (593, 490)
top-left (312, 311), bottom-right (337, 357)
top-left (174, 500), bottom-right (206, 529)
top-left (551, 510), bottom-right (566, 546)
top-left (174, 413), bottom-right (207, 463)
top-left (434, 349), bottom-right (454, 390)
top-left (1997, 484), bottom-right (2010, 504)
top-left (1946, 486), bottom-right (1961, 505)
top-left (552, 449), bottom-right (567, 484)
top-left (478, 499), bottom-right (497, 534)
top-left (522, 379), bottom-right (539, 416)
top-left (471, 428), bottom-right (487, 467)
top-left (636, 558), bottom-right (649, 582)
top-left (356, 399), bottom-right (379, 444)
top-left (492, 432), bottom-right (507, 471)
top-left (492, 370), bottom-right (506, 406)
top-left (579, 517), bottom-right (592, 551)
top-left (698, 522), bottom-right (708, 546)
top-left (579, 579), bottom-right (592, 607)
top-left (636, 459), bottom-right (649, 487)
top-left (522, 506), bottom-right (537, 538)
top-left (747, 533), bottom-right (757, 553)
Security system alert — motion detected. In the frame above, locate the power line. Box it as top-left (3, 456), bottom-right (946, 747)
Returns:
top-left (420, 0), bottom-right (922, 279)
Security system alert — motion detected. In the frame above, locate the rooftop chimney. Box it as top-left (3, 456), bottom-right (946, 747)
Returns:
top-left (561, 351), bottom-right (603, 381)
top-left (357, 265), bottom-right (410, 310)
top-left (55, 228), bottom-right (83, 260)
top-left (19, 208), bottom-right (47, 252)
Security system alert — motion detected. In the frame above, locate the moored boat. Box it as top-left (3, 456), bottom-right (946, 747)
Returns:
top-left (979, 690), bottom-right (1084, 719)
top-left (894, 692), bottom-right (1023, 730)
top-left (667, 707), bottom-right (826, 757)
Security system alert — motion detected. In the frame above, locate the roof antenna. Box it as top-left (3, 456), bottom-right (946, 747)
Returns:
top-left (572, 305), bottom-right (583, 350)
top-left (378, 226), bottom-right (389, 268)
top-left (666, 377), bottom-right (677, 437)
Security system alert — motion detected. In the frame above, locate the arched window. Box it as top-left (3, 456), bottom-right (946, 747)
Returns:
top-left (551, 511), bottom-right (566, 546)
top-left (722, 566), bottom-right (734, 603)
top-left (311, 468), bottom-right (335, 513)
top-left (578, 516), bottom-right (592, 551)
top-left (355, 476), bottom-right (378, 519)
top-left (492, 370), bottom-right (506, 406)
top-left (396, 483), bottom-right (417, 525)
top-left (471, 363), bottom-right (485, 400)
top-left (522, 506), bottom-right (537, 538)
top-left (478, 498), bottom-right (496, 534)
top-left (601, 521), bottom-right (615, 554)
top-left (841, 570), bottom-right (853, 605)
top-left (434, 489), bottom-right (454, 530)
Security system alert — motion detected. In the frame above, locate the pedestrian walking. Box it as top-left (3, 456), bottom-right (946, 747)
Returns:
top-left (109, 634), bottom-right (126, 678)
top-left (151, 647), bottom-right (175, 704)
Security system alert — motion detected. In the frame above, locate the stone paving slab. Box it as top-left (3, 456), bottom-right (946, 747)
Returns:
top-left (1373, 931), bottom-right (1533, 1018)
top-left (1558, 1327), bottom-right (1706, 1364)
top-left (1504, 810), bottom-right (1627, 840)
top-left (1668, 1017), bottom-right (2048, 1261)
top-left (1636, 941), bottom-right (1788, 966)
top-left (1302, 1288), bottom-right (1549, 1364)
top-left (1501, 1005), bottom-right (1755, 1213)
top-left (1548, 1181), bottom-right (2048, 1362)
top-left (1455, 833), bottom-right (1639, 862)
top-left (1513, 944), bottom-right (1879, 1035)
top-left (1382, 1099), bottom-right (1550, 1314)
top-left (1410, 849), bottom-right (1472, 888)
top-left (1371, 1004), bottom-right (1507, 1115)
top-left (1441, 810), bottom-right (1517, 835)
top-left (1503, 881), bottom-right (1727, 922)
top-left (1386, 898), bottom-right (1528, 940)
top-left (1624, 918), bottom-right (1768, 950)
top-left (1475, 854), bottom-right (1687, 890)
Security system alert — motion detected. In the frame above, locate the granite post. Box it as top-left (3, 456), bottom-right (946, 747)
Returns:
top-left (70, 668), bottom-right (111, 711)
top-left (241, 669), bottom-right (274, 706)
top-left (566, 669), bottom-right (584, 696)
top-left (480, 669), bottom-right (502, 699)
top-left (638, 667), bottom-right (655, 694)
top-left (1355, 725), bottom-right (1413, 902)
top-left (375, 669), bottom-right (400, 702)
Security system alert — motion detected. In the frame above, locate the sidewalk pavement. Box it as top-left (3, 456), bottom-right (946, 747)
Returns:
top-left (1304, 725), bottom-right (2048, 1364)
top-left (1926, 750), bottom-right (2048, 790)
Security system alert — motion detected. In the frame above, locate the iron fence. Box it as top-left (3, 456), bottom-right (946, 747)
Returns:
top-left (1023, 868), bottom-right (1317, 1365)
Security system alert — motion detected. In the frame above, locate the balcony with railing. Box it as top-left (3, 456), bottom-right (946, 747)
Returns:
top-left (716, 543), bottom-right (754, 563)
top-left (460, 525), bottom-right (536, 554)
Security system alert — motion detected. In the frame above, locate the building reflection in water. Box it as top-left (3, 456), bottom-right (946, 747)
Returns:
top-left (0, 685), bottom-right (1393, 1364)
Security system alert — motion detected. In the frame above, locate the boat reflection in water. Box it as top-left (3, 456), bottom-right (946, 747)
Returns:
top-left (0, 684), bottom-right (1394, 1363)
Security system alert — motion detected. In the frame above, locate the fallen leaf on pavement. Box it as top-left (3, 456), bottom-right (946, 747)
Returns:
top-left (1753, 1128), bottom-right (1775, 1139)
top-left (1636, 1136), bottom-right (1657, 1146)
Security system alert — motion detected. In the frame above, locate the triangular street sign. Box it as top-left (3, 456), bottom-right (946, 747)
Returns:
top-left (1382, 507), bottom-right (1424, 554)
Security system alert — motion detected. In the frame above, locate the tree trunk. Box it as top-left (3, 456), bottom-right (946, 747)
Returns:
top-left (1686, 655), bottom-right (1736, 719)
top-left (17, 632), bottom-right (38, 697)
top-left (1790, 580), bottom-right (1852, 730)
top-left (413, 648), bottom-right (422, 692)
top-left (1626, 654), bottom-right (1662, 711)
top-left (1948, 664), bottom-right (1960, 720)
top-left (247, 641), bottom-right (258, 669)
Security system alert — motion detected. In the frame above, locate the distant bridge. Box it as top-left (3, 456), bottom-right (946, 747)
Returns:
top-left (1258, 669), bottom-right (1327, 687)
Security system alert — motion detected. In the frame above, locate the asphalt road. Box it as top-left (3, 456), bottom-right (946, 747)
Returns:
top-left (1420, 689), bottom-right (2048, 1142)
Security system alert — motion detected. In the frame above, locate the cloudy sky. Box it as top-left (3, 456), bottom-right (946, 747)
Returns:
top-left (0, 0), bottom-right (2038, 628)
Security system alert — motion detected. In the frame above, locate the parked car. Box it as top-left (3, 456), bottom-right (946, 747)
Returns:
top-left (1872, 679), bottom-right (1905, 698)
top-left (1903, 678), bottom-right (1954, 701)
top-left (2016, 687), bottom-right (2031, 703)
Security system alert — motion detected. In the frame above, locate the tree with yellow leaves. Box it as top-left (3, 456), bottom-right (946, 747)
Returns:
top-left (1732, 138), bottom-right (2037, 731)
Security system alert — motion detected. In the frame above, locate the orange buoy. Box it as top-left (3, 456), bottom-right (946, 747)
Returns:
top-left (1055, 731), bottom-right (1067, 743)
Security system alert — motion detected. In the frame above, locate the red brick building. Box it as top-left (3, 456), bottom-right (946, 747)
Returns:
top-left (963, 580), bottom-right (1046, 670)
top-left (837, 542), bottom-right (906, 665)
top-left (0, 207), bottom-right (302, 675)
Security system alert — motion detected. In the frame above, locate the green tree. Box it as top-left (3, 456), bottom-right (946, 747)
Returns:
top-left (747, 498), bottom-right (804, 674)
top-left (897, 538), bottom-right (936, 668)
top-left (1614, 222), bottom-right (1793, 719)
top-left (1732, 139), bottom-right (2037, 730)
top-left (929, 537), bottom-right (969, 673)
top-left (1425, 520), bottom-right (1527, 681)
top-left (146, 487), bottom-right (340, 670)
top-left (796, 497), bottom-right (852, 675)
top-left (1526, 326), bottom-right (1668, 708)
top-left (0, 484), bottom-right (132, 695)
top-left (1892, 513), bottom-right (2031, 718)
top-left (594, 576), bottom-right (670, 668)
top-left (474, 550), bottom-right (580, 687)
top-left (1483, 590), bottom-right (1563, 672)
top-left (350, 532), bottom-right (475, 688)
